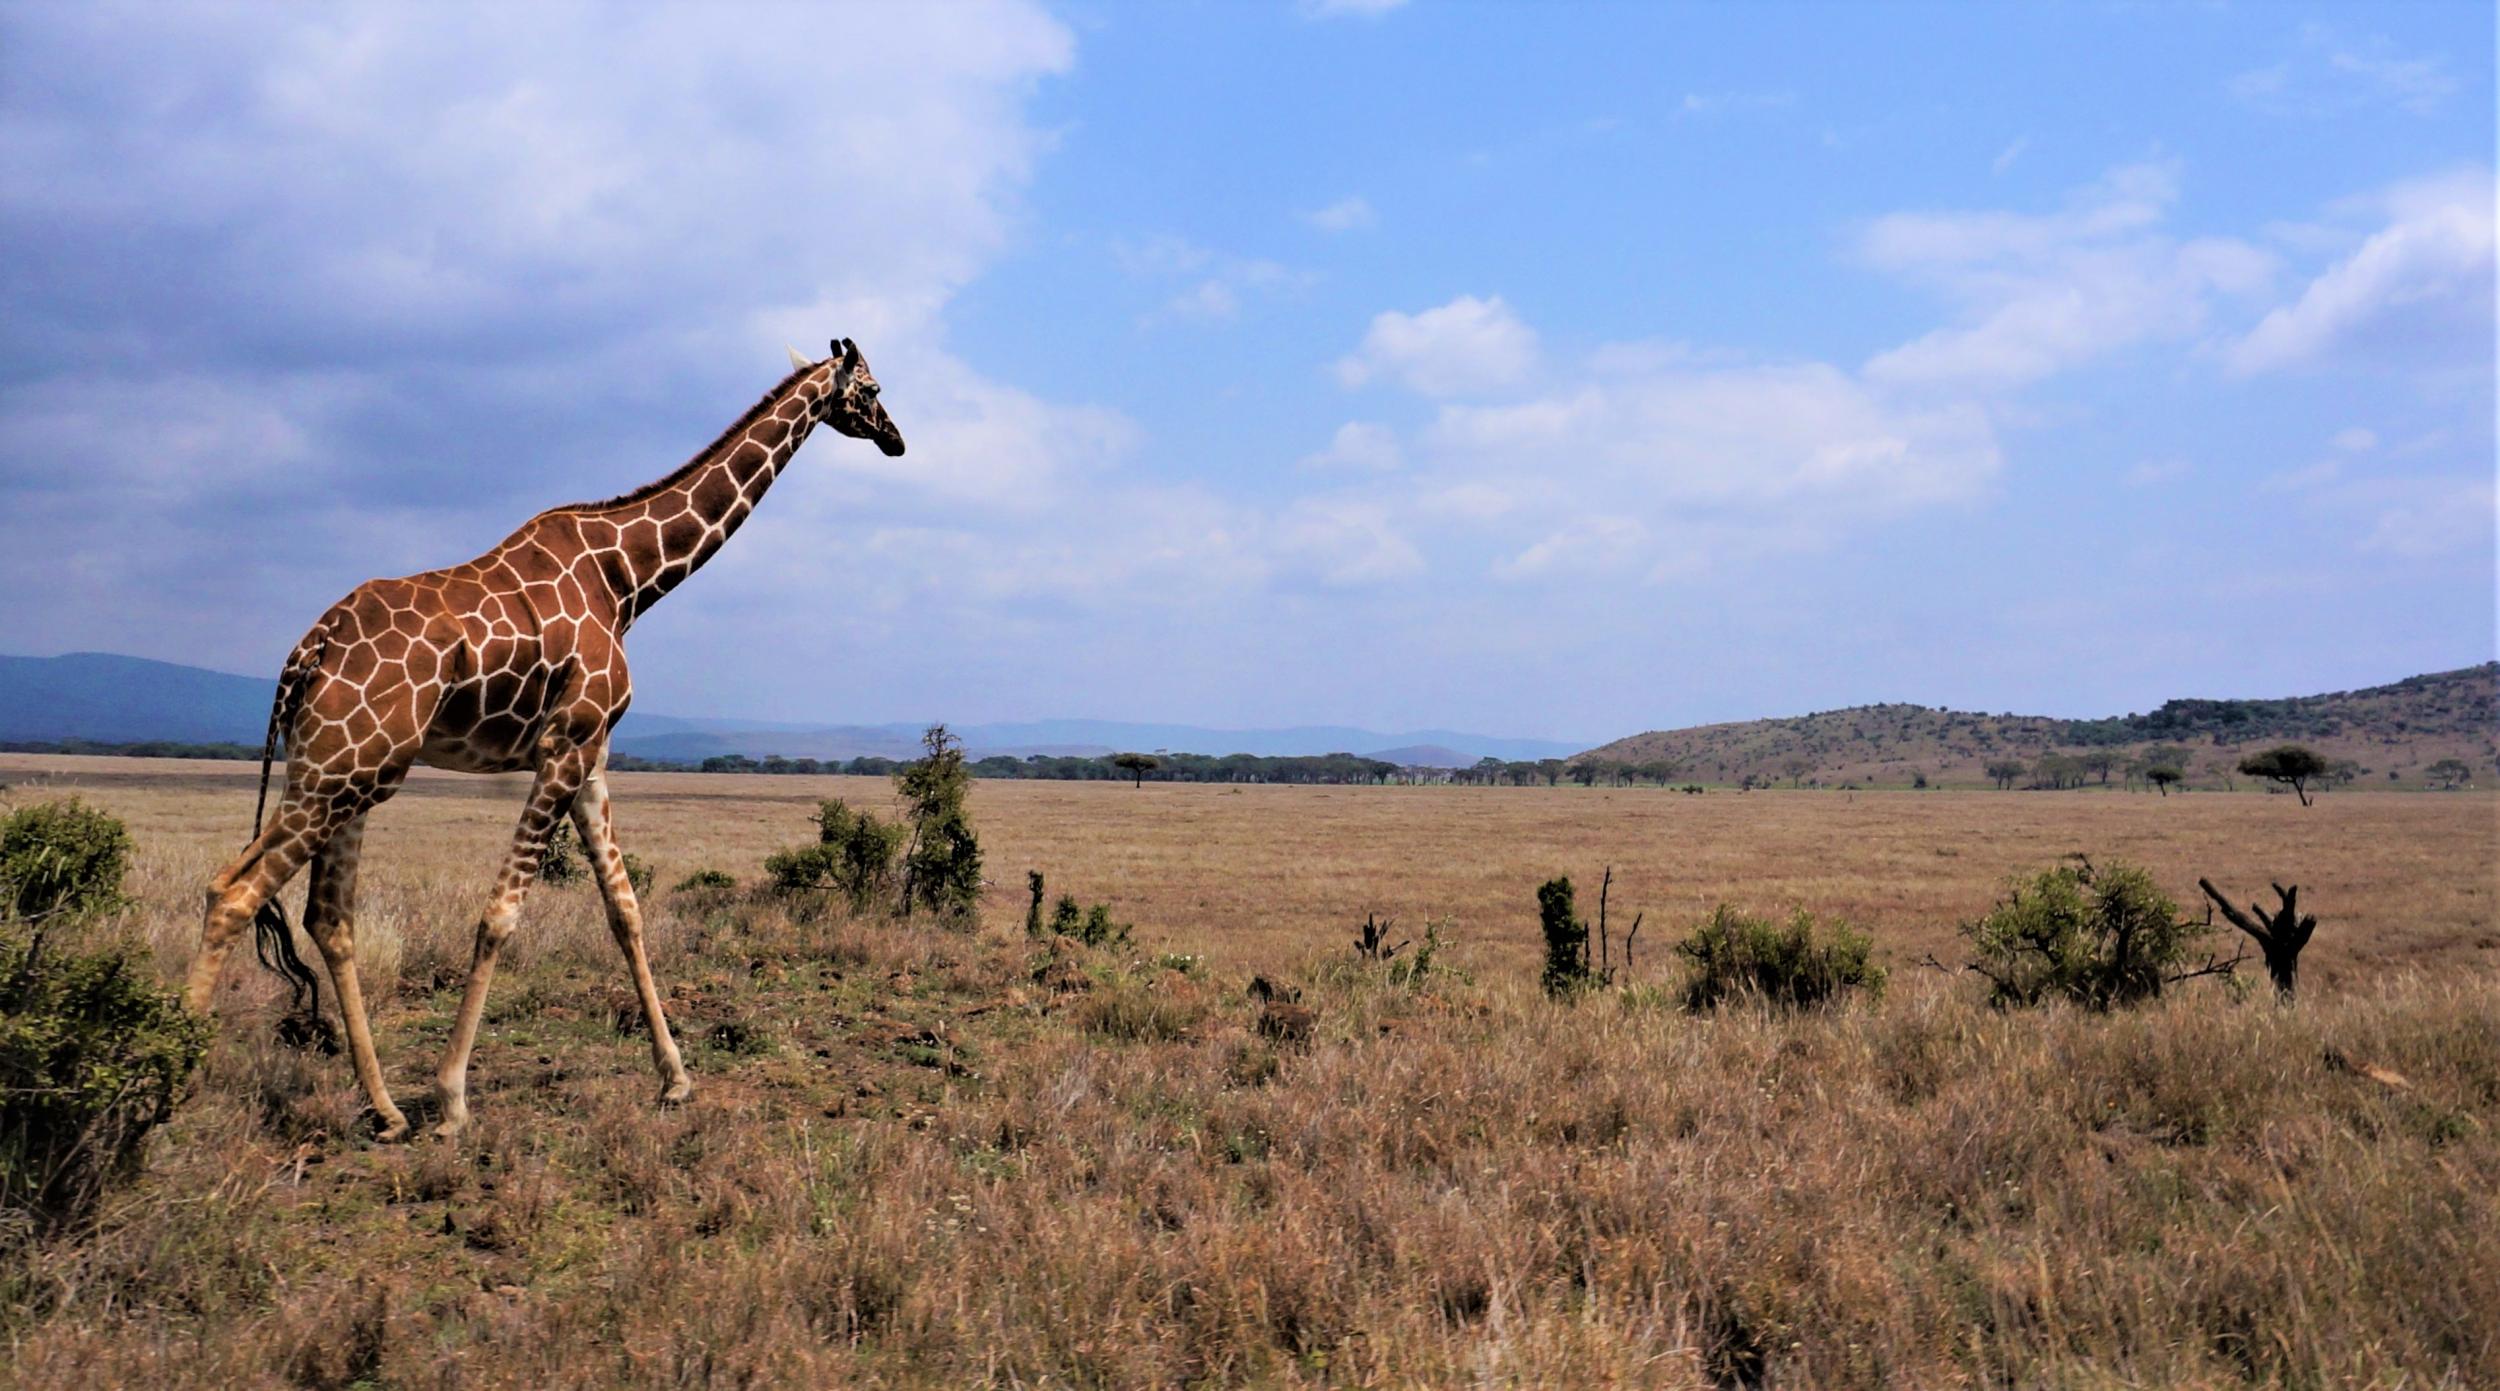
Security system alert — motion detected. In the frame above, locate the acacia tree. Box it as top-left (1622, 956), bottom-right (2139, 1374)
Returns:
top-left (2081, 750), bottom-right (2119, 786)
top-left (1110, 752), bottom-right (1159, 788)
top-left (2239, 744), bottom-right (2329, 806)
top-left (2146, 764), bottom-right (2184, 796)
top-left (1985, 758), bottom-right (2027, 791)
top-left (2426, 757), bottom-right (2472, 790)
top-left (896, 725), bottom-right (981, 921)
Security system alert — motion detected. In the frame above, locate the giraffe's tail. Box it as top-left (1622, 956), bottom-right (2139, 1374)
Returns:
top-left (249, 622), bottom-right (339, 1053)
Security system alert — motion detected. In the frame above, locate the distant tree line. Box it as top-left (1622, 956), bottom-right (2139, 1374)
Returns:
top-left (0, 739), bottom-right (260, 761)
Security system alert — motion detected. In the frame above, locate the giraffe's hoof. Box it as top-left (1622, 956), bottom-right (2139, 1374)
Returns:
top-left (658, 1077), bottom-right (693, 1107)
top-left (372, 1113), bottom-right (412, 1144)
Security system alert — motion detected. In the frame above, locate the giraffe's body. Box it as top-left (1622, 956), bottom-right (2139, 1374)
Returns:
top-left (187, 341), bottom-right (903, 1139)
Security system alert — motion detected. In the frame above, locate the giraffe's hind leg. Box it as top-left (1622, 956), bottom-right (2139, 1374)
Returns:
top-left (572, 764), bottom-right (692, 1105)
top-left (299, 811), bottom-right (410, 1142)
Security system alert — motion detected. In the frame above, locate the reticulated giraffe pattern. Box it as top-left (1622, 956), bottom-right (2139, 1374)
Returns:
top-left (186, 340), bottom-right (904, 1140)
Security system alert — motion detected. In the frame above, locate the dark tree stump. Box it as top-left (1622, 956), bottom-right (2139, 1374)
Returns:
top-left (2199, 878), bottom-right (2317, 1000)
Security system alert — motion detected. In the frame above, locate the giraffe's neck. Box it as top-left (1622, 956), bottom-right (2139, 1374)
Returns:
top-left (571, 365), bottom-right (830, 625)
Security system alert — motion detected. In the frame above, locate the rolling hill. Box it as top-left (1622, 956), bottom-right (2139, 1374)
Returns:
top-left (0, 651), bottom-right (1581, 764)
top-left (1574, 662), bottom-right (2499, 789)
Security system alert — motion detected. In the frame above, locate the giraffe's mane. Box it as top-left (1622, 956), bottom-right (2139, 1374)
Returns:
top-left (546, 362), bottom-right (819, 516)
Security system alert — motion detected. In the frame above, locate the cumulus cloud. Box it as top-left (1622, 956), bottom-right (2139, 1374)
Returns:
top-left (1335, 295), bottom-right (1539, 396)
top-left (2231, 25), bottom-right (2459, 117)
top-left (0, 1), bottom-right (1100, 675)
top-left (1861, 162), bottom-right (2278, 389)
top-left (2226, 169), bottom-right (2495, 376)
top-left (1115, 235), bottom-right (1307, 325)
top-left (1303, 196), bottom-right (1377, 233)
top-left (1323, 295), bottom-right (2003, 586)
top-left (1273, 496), bottom-right (1424, 587)
top-left (1297, 0), bottom-right (1408, 18)
top-left (1299, 421), bottom-right (1404, 472)
top-left (2354, 479), bottom-right (2498, 559)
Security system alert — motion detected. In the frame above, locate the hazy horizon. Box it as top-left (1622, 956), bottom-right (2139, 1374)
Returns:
top-left (2, 4), bottom-right (2491, 743)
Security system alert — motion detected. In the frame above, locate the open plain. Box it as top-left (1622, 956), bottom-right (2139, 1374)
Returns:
top-left (3, 753), bottom-right (2497, 1387)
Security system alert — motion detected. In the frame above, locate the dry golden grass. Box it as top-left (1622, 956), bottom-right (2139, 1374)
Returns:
top-left (6, 753), bottom-right (2489, 990)
top-left (3, 754), bottom-right (2496, 1388)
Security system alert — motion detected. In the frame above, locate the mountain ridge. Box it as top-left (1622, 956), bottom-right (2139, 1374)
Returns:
top-left (0, 652), bottom-right (1582, 764)
top-left (1575, 662), bottom-right (2498, 788)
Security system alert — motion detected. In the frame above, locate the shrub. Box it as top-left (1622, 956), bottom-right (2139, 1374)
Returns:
top-left (537, 822), bottom-right (584, 884)
top-left (1, 919), bottom-right (210, 1243)
top-left (1, 800), bottom-right (132, 924)
top-left (621, 852), bottom-right (654, 897)
top-left (1387, 920), bottom-right (1462, 989)
top-left (1960, 857), bottom-right (2218, 1010)
top-left (672, 868), bottom-right (736, 893)
top-left (768, 800), bottom-right (906, 909)
top-left (1673, 905), bottom-right (1884, 1011)
top-left (1039, 894), bottom-right (1131, 949)
top-left (895, 727), bottom-right (981, 922)
top-left (1538, 876), bottom-right (1598, 998)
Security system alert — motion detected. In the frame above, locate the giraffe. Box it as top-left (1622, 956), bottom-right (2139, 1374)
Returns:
top-left (185, 338), bottom-right (904, 1140)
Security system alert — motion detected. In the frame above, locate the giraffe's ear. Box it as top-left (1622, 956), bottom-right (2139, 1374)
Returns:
top-left (786, 345), bottom-right (812, 371)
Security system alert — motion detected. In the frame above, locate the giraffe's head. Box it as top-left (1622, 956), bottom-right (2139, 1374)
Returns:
top-left (806, 338), bottom-right (905, 457)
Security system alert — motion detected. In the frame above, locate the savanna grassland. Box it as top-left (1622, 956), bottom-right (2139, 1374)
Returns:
top-left (3, 752), bottom-right (2497, 1388)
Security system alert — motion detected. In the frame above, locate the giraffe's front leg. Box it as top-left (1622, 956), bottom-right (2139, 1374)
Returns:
top-left (572, 763), bottom-right (692, 1106)
top-left (429, 747), bottom-right (590, 1139)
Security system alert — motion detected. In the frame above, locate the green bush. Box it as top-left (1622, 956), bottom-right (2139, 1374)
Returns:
top-left (1, 800), bottom-right (132, 924)
top-left (537, 821), bottom-right (584, 885)
top-left (1961, 857), bottom-right (2214, 1010)
top-left (1538, 876), bottom-right (1597, 998)
top-left (768, 800), bottom-right (907, 910)
top-left (2, 923), bottom-right (208, 1243)
top-left (896, 727), bottom-right (982, 922)
top-left (1039, 893), bottom-right (1131, 948)
top-left (672, 868), bottom-right (736, 893)
top-left (621, 852), bottom-right (654, 897)
top-left (1388, 920), bottom-right (1463, 989)
top-left (1673, 905), bottom-right (1884, 1011)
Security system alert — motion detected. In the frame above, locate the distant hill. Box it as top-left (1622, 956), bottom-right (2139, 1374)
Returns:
top-left (0, 652), bottom-right (276, 744)
top-left (1576, 662), bottom-right (2499, 789)
top-left (0, 651), bottom-right (1581, 765)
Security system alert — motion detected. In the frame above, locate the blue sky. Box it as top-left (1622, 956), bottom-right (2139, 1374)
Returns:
top-left (0, 1), bottom-right (2490, 742)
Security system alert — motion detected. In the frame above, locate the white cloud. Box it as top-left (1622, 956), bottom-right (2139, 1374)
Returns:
top-left (2226, 169), bottom-right (2495, 376)
top-left (1494, 516), bottom-right (1645, 580)
top-left (0, 1), bottom-right (1102, 677)
top-left (1297, 0), bottom-right (1408, 17)
top-left (2125, 457), bottom-right (2189, 487)
top-left (1299, 421), bottom-right (1404, 472)
top-left (2232, 26), bottom-right (2458, 117)
top-left (1861, 161), bottom-right (2278, 389)
top-left (1678, 90), bottom-right (1795, 118)
top-left (1425, 360), bottom-right (1999, 517)
top-left (1273, 496), bottom-right (1424, 586)
top-left (1304, 196), bottom-right (1376, 233)
top-left (2355, 479), bottom-right (2497, 559)
top-left (1336, 294), bottom-right (1539, 396)
top-left (2259, 460), bottom-right (2342, 494)
top-left (2331, 427), bottom-right (2379, 453)
top-left (1116, 234), bottom-right (1306, 325)
top-left (1991, 137), bottom-right (2029, 176)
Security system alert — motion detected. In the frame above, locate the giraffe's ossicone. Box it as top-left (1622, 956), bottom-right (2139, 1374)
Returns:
top-left (187, 339), bottom-right (904, 1141)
